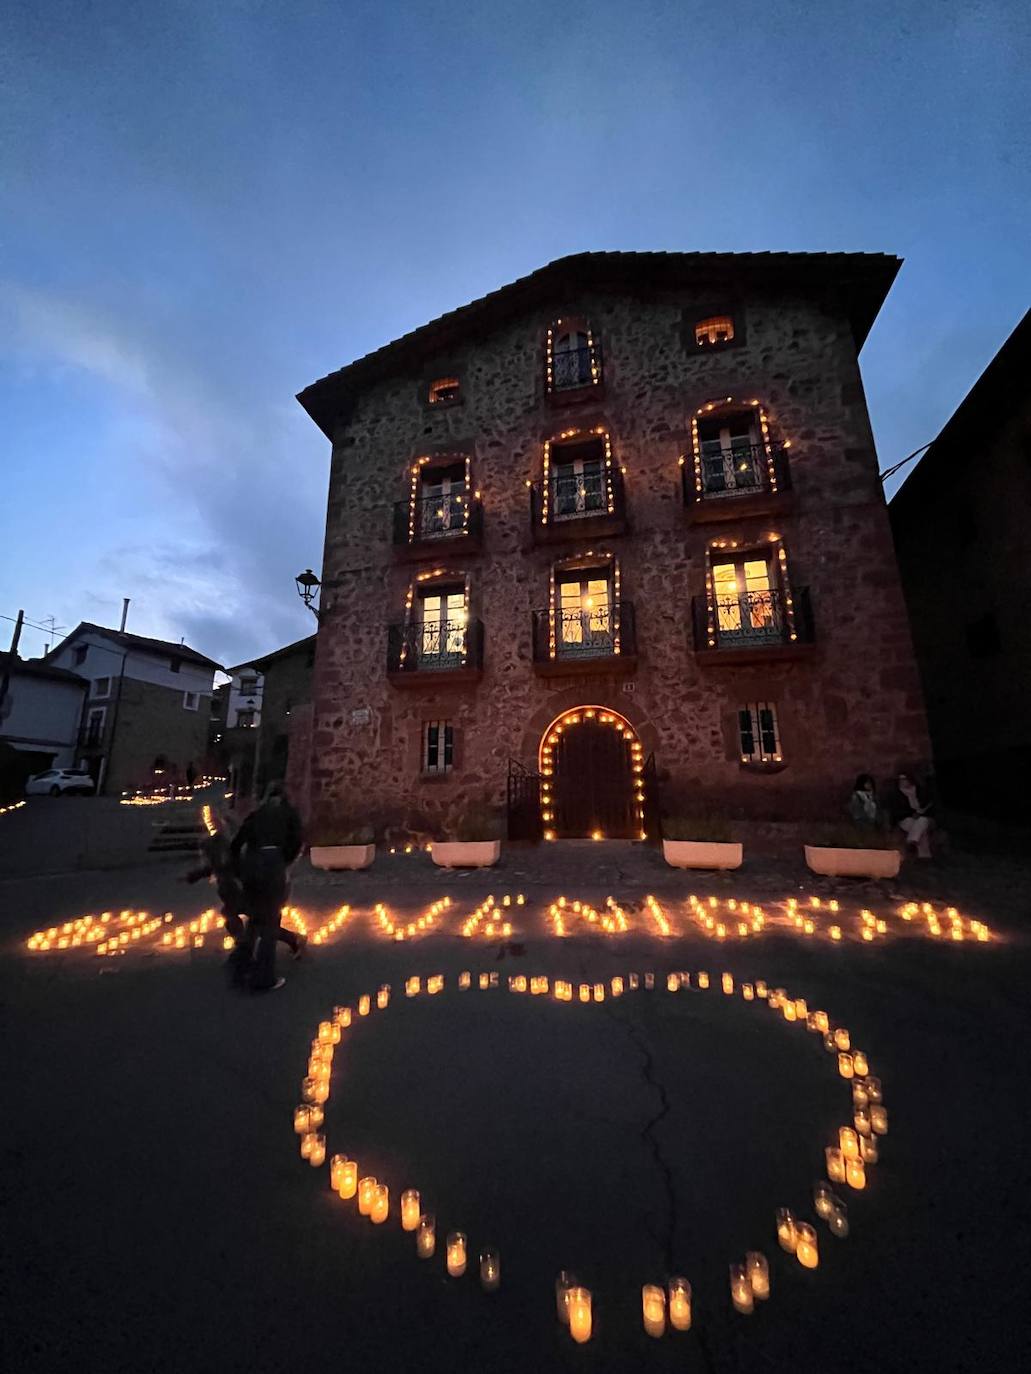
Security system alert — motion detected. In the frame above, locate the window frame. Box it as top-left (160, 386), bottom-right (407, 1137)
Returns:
top-left (83, 705), bottom-right (106, 745)
top-left (738, 701), bottom-right (783, 765)
top-left (681, 304), bottom-right (745, 355)
top-left (183, 691), bottom-right (200, 712)
top-left (422, 719), bottom-right (455, 777)
top-left (427, 376), bottom-right (462, 407)
top-left (91, 677), bottom-right (112, 699)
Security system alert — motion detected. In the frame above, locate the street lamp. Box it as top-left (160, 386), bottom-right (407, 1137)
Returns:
top-left (295, 568), bottom-right (321, 618)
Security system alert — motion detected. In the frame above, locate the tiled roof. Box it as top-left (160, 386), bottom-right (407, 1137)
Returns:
top-left (226, 633), bottom-right (316, 676)
top-left (46, 622), bottom-right (222, 671)
top-left (0, 651), bottom-right (87, 686)
top-left (297, 250), bottom-right (902, 437)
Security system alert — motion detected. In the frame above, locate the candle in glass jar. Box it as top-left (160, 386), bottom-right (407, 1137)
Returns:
top-left (813, 1180), bottom-right (835, 1218)
top-left (865, 1075), bottom-right (883, 1103)
top-left (668, 1277), bottom-right (692, 1330)
top-left (337, 1158), bottom-right (358, 1199)
top-left (755, 979), bottom-right (768, 998)
top-left (459, 971), bottom-right (471, 989)
top-left (825, 1147), bottom-right (846, 1183)
top-left (555, 1271), bottom-right (576, 1323)
top-left (795, 1223), bottom-right (819, 1268)
top-left (330, 1154), bottom-right (348, 1190)
top-left (416, 1213), bottom-right (435, 1258)
top-left (730, 1263), bottom-right (753, 1314)
top-left (828, 1202), bottom-right (850, 1238)
top-left (578, 984), bottom-right (591, 1003)
top-left (722, 973), bottom-right (734, 995)
top-left (854, 1106), bottom-right (872, 1137)
top-left (611, 976), bottom-right (624, 996)
top-left (852, 1050), bottom-right (869, 1077)
top-left (746, 1251), bottom-right (770, 1300)
top-left (644, 973), bottom-right (655, 990)
top-left (871, 1104), bottom-right (889, 1135)
top-left (358, 1176), bottom-right (377, 1216)
top-left (567, 1287), bottom-right (592, 1344)
top-left (776, 1207), bottom-right (797, 1252)
top-left (782, 999), bottom-right (797, 1022)
top-left (478, 973), bottom-right (489, 990)
top-left (301, 1076), bottom-right (317, 1103)
top-left (480, 1248), bottom-right (500, 1292)
top-left (334, 1005), bottom-right (352, 1027)
top-left (839, 1126), bottom-right (859, 1159)
top-left (313, 1079), bottom-right (330, 1105)
top-left (846, 1157), bottom-right (866, 1190)
top-left (833, 1027), bottom-right (851, 1051)
top-left (814, 1010), bottom-right (829, 1033)
top-left (860, 1132), bottom-right (879, 1164)
top-left (401, 1189), bottom-right (420, 1231)
top-left (293, 1105), bottom-right (311, 1135)
top-left (852, 1080), bottom-right (869, 1109)
top-left (307, 1104), bottom-right (324, 1131)
top-left (794, 998), bottom-right (807, 1019)
top-left (446, 1231), bottom-right (467, 1277)
top-left (593, 982), bottom-right (605, 1002)
top-left (838, 1053), bottom-right (854, 1079)
top-left (318, 1020), bottom-right (334, 1044)
top-left (742, 983), bottom-right (754, 1001)
top-left (629, 973), bottom-right (640, 990)
top-left (642, 1283), bottom-right (666, 1337)
top-left (376, 986), bottom-right (390, 1009)
top-left (308, 1134), bottom-right (326, 1168)
top-left (358, 994), bottom-right (371, 1016)
top-left (697, 972), bottom-right (710, 989)
top-left (300, 1131), bottom-right (316, 1160)
top-left (370, 1184), bottom-right (389, 1224)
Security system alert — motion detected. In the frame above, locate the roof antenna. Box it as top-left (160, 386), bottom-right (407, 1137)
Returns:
top-left (120, 598), bottom-right (130, 633)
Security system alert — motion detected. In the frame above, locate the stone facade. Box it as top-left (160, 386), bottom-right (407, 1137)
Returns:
top-left (298, 254), bottom-right (931, 837)
top-left (103, 678), bottom-right (211, 793)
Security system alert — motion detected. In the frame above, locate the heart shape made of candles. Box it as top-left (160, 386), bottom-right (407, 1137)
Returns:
top-left (294, 965), bottom-right (889, 1350)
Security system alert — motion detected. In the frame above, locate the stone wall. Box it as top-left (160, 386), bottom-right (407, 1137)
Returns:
top-left (106, 678), bottom-right (211, 793)
top-left (306, 281), bottom-right (930, 836)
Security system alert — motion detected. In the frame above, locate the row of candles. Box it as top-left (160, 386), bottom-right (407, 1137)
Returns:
top-left (374, 899), bottom-right (449, 941)
top-left (25, 908), bottom-right (168, 953)
top-left (293, 961), bottom-right (888, 1342)
top-left (0, 799), bottom-right (26, 817)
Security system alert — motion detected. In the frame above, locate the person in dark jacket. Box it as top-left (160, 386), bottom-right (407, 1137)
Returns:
top-left (185, 810), bottom-right (245, 941)
top-left (230, 782), bottom-right (304, 992)
top-left (887, 772), bottom-right (935, 858)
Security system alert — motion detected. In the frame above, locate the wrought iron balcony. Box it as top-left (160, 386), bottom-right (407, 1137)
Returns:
top-left (530, 465), bottom-right (627, 543)
top-left (682, 444), bottom-right (793, 523)
top-left (532, 601), bottom-right (637, 676)
top-left (548, 343), bottom-right (603, 394)
top-left (387, 617), bottom-right (484, 686)
top-left (392, 492), bottom-right (483, 559)
top-left (691, 588), bottom-right (815, 662)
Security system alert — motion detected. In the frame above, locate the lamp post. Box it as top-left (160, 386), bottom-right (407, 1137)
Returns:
top-left (295, 569), bottom-right (321, 620)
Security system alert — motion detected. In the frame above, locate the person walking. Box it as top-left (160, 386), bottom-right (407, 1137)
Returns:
top-left (231, 781), bottom-right (304, 992)
top-left (184, 806), bottom-right (247, 945)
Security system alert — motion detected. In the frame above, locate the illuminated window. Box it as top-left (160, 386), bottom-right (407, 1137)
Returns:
top-left (428, 377), bottom-right (461, 405)
top-left (711, 556), bottom-right (781, 642)
top-left (416, 460), bottom-right (467, 539)
top-left (739, 703), bottom-right (781, 763)
top-left (417, 585), bottom-right (466, 666)
top-left (556, 569), bottom-right (613, 656)
top-left (423, 720), bottom-right (454, 775)
top-left (697, 412), bottom-right (761, 494)
top-left (695, 315), bottom-right (735, 347)
top-left (547, 319), bottom-right (601, 392)
top-left (550, 436), bottom-right (605, 519)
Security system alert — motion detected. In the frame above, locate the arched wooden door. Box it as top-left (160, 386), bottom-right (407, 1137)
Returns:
top-left (551, 719), bottom-right (635, 838)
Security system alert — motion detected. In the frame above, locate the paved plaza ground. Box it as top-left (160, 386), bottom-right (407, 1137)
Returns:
top-left (2, 798), bottom-right (1030, 1372)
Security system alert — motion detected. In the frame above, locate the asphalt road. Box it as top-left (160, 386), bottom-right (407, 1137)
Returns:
top-left (2, 848), bottom-right (1031, 1373)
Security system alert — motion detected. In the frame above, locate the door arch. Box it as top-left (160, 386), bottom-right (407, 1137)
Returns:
top-left (539, 707), bottom-right (645, 839)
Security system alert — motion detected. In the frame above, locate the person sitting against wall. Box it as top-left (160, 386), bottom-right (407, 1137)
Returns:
top-left (888, 772), bottom-right (935, 859)
top-left (848, 773), bottom-right (881, 828)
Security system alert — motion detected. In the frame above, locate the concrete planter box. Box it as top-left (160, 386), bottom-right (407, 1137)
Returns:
top-left (432, 840), bottom-right (501, 869)
top-left (804, 845), bottom-right (901, 879)
top-left (309, 843), bottom-right (376, 871)
top-left (662, 838), bottom-right (743, 870)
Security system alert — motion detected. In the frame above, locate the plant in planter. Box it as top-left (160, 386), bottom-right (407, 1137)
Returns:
top-left (803, 822), bottom-right (900, 879)
top-left (308, 808), bottom-right (376, 871)
top-left (432, 802), bottom-right (503, 868)
top-left (661, 813), bottom-right (743, 870)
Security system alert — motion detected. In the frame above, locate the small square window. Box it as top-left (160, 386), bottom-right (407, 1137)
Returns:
top-left (695, 315), bottom-right (735, 347)
top-left (169, 657), bottom-right (182, 673)
top-left (428, 376), bottom-right (461, 406)
top-left (183, 691), bottom-right (200, 711)
top-left (92, 677), bottom-right (111, 699)
top-left (739, 702), bottom-right (781, 763)
top-left (74, 645), bottom-right (88, 666)
top-left (236, 708), bottom-right (256, 727)
top-left (423, 720), bottom-right (454, 775)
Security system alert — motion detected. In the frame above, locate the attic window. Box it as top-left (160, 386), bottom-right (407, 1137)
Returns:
top-left (428, 377), bottom-right (461, 406)
top-left (695, 315), bottom-right (735, 348)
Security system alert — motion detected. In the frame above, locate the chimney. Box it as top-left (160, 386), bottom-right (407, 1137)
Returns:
top-left (120, 598), bottom-right (130, 633)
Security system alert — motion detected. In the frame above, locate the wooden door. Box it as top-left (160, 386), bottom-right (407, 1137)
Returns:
top-left (552, 720), bottom-right (635, 837)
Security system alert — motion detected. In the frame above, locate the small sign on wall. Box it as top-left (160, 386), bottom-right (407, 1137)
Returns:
top-left (622, 682), bottom-right (636, 694)
top-left (350, 707), bottom-right (372, 727)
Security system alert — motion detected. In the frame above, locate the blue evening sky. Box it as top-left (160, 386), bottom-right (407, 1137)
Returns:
top-left (2, 0), bottom-right (1028, 667)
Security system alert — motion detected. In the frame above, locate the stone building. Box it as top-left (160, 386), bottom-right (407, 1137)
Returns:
top-left (295, 251), bottom-right (930, 840)
top-left (225, 635), bottom-right (315, 798)
top-left (890, 308), bottom-right (1031, 821)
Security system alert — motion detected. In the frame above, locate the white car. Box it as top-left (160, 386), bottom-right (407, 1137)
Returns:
top-left (25, 768), bottom-right (96, 797)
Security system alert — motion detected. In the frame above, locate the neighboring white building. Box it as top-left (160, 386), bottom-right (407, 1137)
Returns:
top-left (226, 666), bottom-right (263, 729)
top-left (0, 652), bottom-right (87, 774)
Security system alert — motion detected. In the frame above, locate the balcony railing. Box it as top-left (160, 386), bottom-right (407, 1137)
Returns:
top-left (530, 466), bottom-right (626, 540)
top-left (549, 344), bottom-right (602, 393)
top-left (532, 601), bottom-right (637, 674)
top-left (387, 617), bottom-right (484, 683)
top-left (682, 444), bottom-right (792, 515)
top-left (691, 588), bottom-right (815, 656)
top-left (392, 492), bottom-right (483, 554)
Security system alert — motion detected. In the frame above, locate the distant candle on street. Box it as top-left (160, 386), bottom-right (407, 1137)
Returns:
top-left (814, 1010), bottom-right (829, 1033)
top-left (458, 971), bottom-right (471, 989)
top-left (567, 1287), bottom-right (592, 1343)
top-left (358, 1176), bottom-right (377, 1216)
top-left (330, 1154), bottom-right (348, 1191)
top-left (611, 976), bottom-right (624, 996)
top-left (838, 1052), bottom-right (854, 1079)
top-left (478, 973), bottom-right (489, 989)
top-left (860, 1132), bottom-right (879, 1163)
top-left (742, 982), bottom-right (754, 1000)
top-left (697, 972), bottom-right (710, 989)
top-left (845, 1157), bottom-right (867, 1190)
top-left (370, 1184), bottom-right (389, 1223)
top-left (852, 1050), bottom-right (869, 1077)
top-left (579, 984), bottom-right (591, 1003)
top-left (722, 973), bottom-right (734, 995)
top-left (338, 1159), bottom-right (357, 1199)
top-left (376, 986), bottom-right (390, 1009)
top-left (866, 1075), bottom-right (883, 1103)
top-left (828, 1201), bottom-right (850, 1238)
top-left (642, 1283), bottom-right (666, 1337)
top-left (666, 973), bottom-right (679, 993)
top-left (417, 1213), bottom-right (436, 1258)
top-left (730, 1263), bottom-right (753, 1314)
top-left (668, 1277), bottom-right (692, 1330)
top-left (401, 1189), bottom-right (421, 1231)
top-left (746, 1251), bottom-right (770, 1300)
top-left (834, 1027), bottom-right (851, 1051)
top-left (854, 1106), bottom-right (872, 1137)
top-left (300, 1131), bottom-right (316, 1160)
top-left (776, 1207), bottom-right (797, 1253)
top-left (308, 1134), bottom-right (326, 1168)
top-left (755, 979), bottom-right (768, 998)
top-left (795, 1223), bottom-right (819, 1268)
top-left (825, 1147), bottom-right (847, 1183)
top-left (480, 1248), bottom-right (500, 1292)
top-left (334, 1005), bottom-right (352, 1027)
top-left (294, 1105), bottom-right (311, 1135)
top-left (871, 1104), bottom-right (889, 1135)
top-left (446, 1231), bottom-right (467, 1277)
top-left (782, 999), bottom-right (797, 1022)
top-left (813, 1180), bottom-right (835, 1219)
top-left (839, 1127), bottom-right (860, 1159)
top-left (358, 994), bottom-right (371, 1016)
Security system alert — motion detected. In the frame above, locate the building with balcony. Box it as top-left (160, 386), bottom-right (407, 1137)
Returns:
top-left (890, 308), bottom-right (1031, 822)
top-left (295, 251), bottom-right (929, 839)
